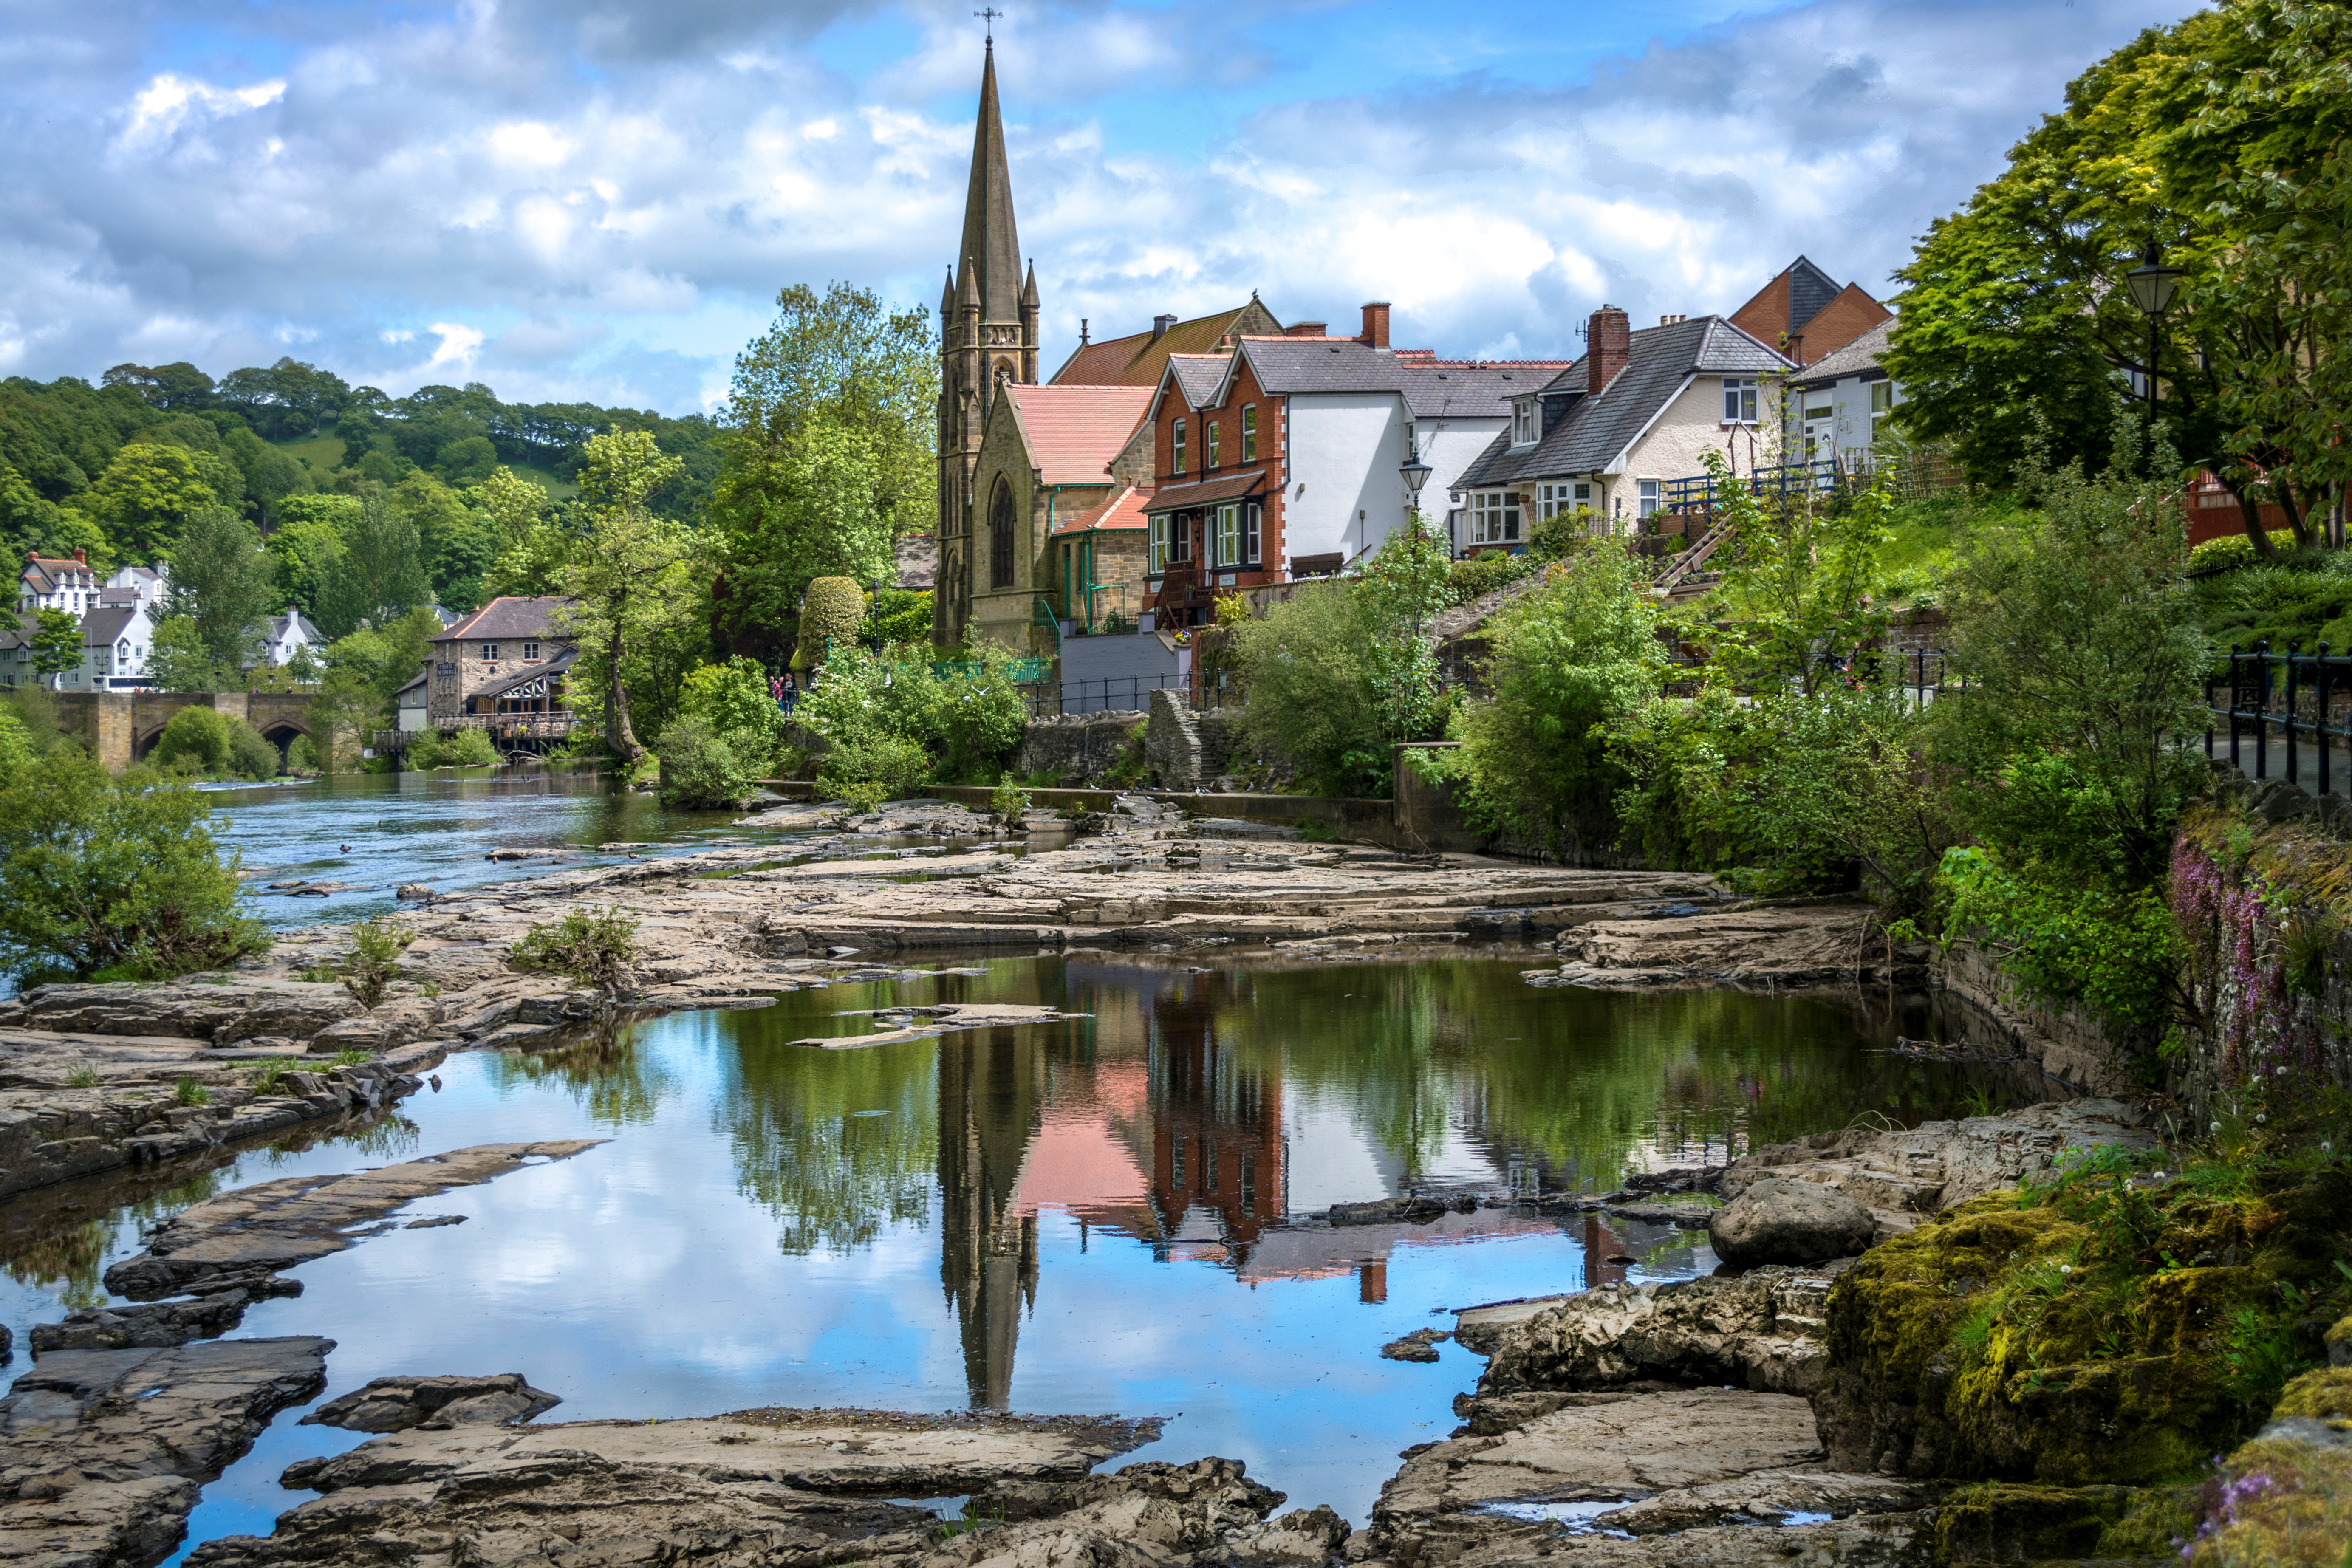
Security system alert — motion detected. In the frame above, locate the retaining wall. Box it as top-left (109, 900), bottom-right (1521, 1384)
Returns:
top-left (1013, 713), bottom-right (1145, 787)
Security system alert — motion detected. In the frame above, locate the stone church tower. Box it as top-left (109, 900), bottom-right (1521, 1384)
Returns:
top-left (933, 39), bottom-right (1039, 648)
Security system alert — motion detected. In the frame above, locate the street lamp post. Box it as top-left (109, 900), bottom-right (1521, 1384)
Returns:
top-left (1401, 452), bottom-right (1433, 547)
top-left (2124, 242), bottom-right (2184, 452)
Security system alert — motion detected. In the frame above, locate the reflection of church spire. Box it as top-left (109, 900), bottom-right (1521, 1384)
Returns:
top-left (936, 1031), bottom-right (1040, 1410)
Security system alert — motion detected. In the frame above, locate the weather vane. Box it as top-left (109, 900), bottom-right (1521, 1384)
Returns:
top-left (975, 7), bottom-right (1001, 42)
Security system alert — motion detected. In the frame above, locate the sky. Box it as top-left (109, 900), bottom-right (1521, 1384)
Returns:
top-left (0, 0), bottom-right (2207, 417)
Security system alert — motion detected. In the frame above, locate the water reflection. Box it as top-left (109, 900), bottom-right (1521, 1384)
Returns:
top-left (666, 953), bottom-right (2018, 1409)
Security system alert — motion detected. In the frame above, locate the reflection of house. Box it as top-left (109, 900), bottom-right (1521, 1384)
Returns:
top-left (425, 596), bottom-right (575, 723)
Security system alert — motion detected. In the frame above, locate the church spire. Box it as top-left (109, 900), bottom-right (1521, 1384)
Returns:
top-left (953, 39), bottom-right (1023, 326)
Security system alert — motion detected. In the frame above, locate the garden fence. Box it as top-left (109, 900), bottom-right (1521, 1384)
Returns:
top-left (2205, 640), bottom-right (2352, 799)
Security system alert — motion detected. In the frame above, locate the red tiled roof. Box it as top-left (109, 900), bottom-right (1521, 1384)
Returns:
top-left (1005, 384), bottom-right (1153, 485)
top-left (1051, 484), bottom-right (1153, 535)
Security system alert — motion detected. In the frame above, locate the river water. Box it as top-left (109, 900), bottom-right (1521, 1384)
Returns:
top-left (0, 935), bottom-right (2024, 1559)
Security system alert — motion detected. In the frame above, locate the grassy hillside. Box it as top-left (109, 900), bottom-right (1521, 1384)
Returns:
top-left (271, 432), bottom-right (346, 473)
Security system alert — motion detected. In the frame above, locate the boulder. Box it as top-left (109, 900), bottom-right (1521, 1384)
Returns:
top-left (1380, 1329), bottom-right (1447, 1363)
top-left (302, 1373), bottom-right (561, 1432)
top-left (1471, 1265), bottom-right (1846, 1398)
top-left (305, 1017), bottom-right (393, 1054)
top-left (395, 884), bottom-right (435, 900)
top-left (1707, 1178), bottom-right (1875, 1267)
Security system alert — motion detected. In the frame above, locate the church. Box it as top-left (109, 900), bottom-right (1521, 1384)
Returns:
top-left (930, 40), bottom-right (1278, 653)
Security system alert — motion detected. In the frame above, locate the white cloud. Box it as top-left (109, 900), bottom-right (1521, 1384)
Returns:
top-left (0, 0), bottom-right (2204, 411)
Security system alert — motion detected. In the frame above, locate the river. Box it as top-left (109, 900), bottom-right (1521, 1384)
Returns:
top-left (0, 936), bottom-right (2030, 1560)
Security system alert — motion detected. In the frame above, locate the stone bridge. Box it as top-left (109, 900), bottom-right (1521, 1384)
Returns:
top-left (53, 690), bottom-right (329, 772)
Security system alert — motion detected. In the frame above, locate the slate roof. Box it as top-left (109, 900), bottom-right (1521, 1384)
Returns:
top-left (1163, 354), bottom-right (1230, 411)
top-left (0, 612), bottom-right (31, 653)
top-left (1784, 256), bottom-right (1843, 334)
top-left (471, 645), bottom-right (579, 703)
top-left (80, 604), bottom-right (137, 647)
top-left (1052, 484), bottom-right (1153, 535)
top-left (1399, 361), bottom-right (1568, 419)
top-left (1461, 316), bottom-right (1789, 486)
top-left (1140, 471), bottom-right (1268, 512)
top-left (430, 596), bottom-right (575, 645)
top-left (1789, 319), bottom-right (1893, 390)
top-left (1217, 339), bottom-right (1562, 418)
top-left (1051, 301), bottom-right (1282, 387)
top-left (268, 610), bottom-right (320, 646)
top-left (395, 669), bottom-right (429, 700)
top-left (1004, 384), bottom-right (1153, 484)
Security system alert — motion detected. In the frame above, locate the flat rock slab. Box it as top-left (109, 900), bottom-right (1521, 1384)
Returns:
top-left (102, 1141), bottom-right (605, 1299)
top-left (1374, 1389), bottom-right (1824, 1531)
top-left (788, 1004), bottom-right (1085, 1051)
top-left (0, 1337), bottom-right (332, 1568)
top-left (302, 1373), bottom-right (561, 1433)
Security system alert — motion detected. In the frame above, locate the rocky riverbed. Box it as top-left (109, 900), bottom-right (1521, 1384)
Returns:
top-left (2, 794), bottom-right (2296, 1566)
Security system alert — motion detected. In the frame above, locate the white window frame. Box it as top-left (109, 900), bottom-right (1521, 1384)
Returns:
top-left (522, 641), bottom-right (540, 661)
top-left (1172, 419), bottom-right (1187, 475)
top-left (481, 642), bottom-right (499, 661)
top-left (1468, 490), bottom-right (1522, 546)
top-left (1512, 400), bottom-right (1538, 446)
top-left (1150, 515), bottom-right (1172, 574)
top-left (1244, 502), bottom-right (1261, 565)
top-left (1206, 421), bottom-right (1221, 470)
top-left (1637, 479), bottom-right (1662, 517)
top-left (1241, 404), bottom-right (1256, 463)
top-left (1213, 503), bottom-right (1243, 567)
top-left (1722, 377), bottom-right (1758, 424)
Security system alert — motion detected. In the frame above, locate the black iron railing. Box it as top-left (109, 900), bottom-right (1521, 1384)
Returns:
top-left (2206, 641), bottom-right (2351, 797)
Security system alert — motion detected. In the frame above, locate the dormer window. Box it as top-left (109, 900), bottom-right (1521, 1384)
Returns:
top-left (1722, 378), bottom-right (1758, 423)
top-left (1512, 400), bottom-right (1538, 445)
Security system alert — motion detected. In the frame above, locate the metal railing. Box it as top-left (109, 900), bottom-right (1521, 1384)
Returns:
top-left (1661, 460), bottom-right (1841, 514)
top-left (2206, 641), bottom-right (2352, 798)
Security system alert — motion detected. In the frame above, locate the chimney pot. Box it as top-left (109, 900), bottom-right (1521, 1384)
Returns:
top-left (1587, 306), bottom-right (1631, 395)
top-left (1153, 314), bottom-right (1177, 339)
top-left (1360, 302), bottom-right (1391, 349)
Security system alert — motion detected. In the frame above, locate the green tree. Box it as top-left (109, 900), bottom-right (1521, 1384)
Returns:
top-left (0, 747), bottom-right (269, 983)
top-left (220, 425), bottom-right (312, 527)
top-left (31, 608), bottom-right (82, 681)
top-left (557, 429), bottom-right (701, 762)
top-left (314, 489), bottom-right (430, 637)
top-left (147, 616), bottom-right (223, 693)
top-left (674, 656), bottom-right (786, 770)
top-left (266, 495), bottom-right (360, 616)
top-left (83, 442), bottom-right (239, 564)
top-left (712, 283), bottom-right (936, 650)
top-left (1233, 584), bottom-right (1387, 797)
top-left (164, 506), bottom-right (274, 679)
top-left (1687, 453), bottom-right (1892, 697)
top-left (1453, 545), bottom-right (1667, 859)
top-left (390, 470), bottom-right (497, 612)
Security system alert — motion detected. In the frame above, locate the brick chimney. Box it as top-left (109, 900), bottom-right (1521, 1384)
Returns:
top-left (1285, 322), bottom-right (1329, 337)
top-left (1359, 302), bottom-right (1391, 348)
top-left (1587, 305), bottom-right (1630, 394)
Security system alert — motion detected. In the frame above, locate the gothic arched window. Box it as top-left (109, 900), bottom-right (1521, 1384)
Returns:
top-left (989, 479), bottom-right (1016, 589)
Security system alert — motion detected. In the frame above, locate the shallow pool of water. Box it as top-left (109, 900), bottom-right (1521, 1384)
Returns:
top-left (0, 952), bottom-right (2027, 1557)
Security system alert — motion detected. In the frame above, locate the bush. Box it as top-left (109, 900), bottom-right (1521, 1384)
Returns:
top-left (991, 773), bottom-right (1031, 829)
top-left (796, 643), bottom-right (945, 757)
top-left (1233, 583), bottom-right (1388, 797)
top-left (1454, 548), bottom-right (1665, 859)
top-left (152, 707), bottom-right (280, 781)
top-left (2187, 528), bottom-right (2297, 575)
top-left (509, 904), bottom-right (640, 991)
top-left (407, 728), bottom-right (500, 769)
top-left (657, 716), bottom-right (755, 808)
top-left (0, 748), bottom-right (269, 983)
top-left (817, 735), bottom-right (933, 806)
top-left (937, 641), bottom-right (1030, 781)
top-left (1447, 551), bottom-right (1533, 607)
top-left (286, 734), bottom-right (321, 774)
top-left (800, 577), bottom-right (866, 667)
top-left (867, 587), bottom-right (933, 646)
top-left (675, 656), bottom-right (786, 773)
top-left (340, 915), bottom-right (414, 1008)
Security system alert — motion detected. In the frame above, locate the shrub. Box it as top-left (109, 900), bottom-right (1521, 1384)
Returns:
top-left (657, 716), bottom-right (755, 808)
top-left (0, 748), bottom-right (269, 983)
top-left (1232, 583), bottom-right (1388, 797)
top-left (675, 656), bottom-right (786, 774)
top-left (286, 734), bottom-right (321, 774)
top-left (174, 1075), bottom-right (210, 1107)
top-left (937, 641), bottom-right (1030, 781)
top-left (866, 587), bottom-right (933, 646)
top-left (2187, 528), bottom-right (2297, 575)
top-left (228, 720), bottom-right (281, 780)
top-left (796, 643), bottom-right (945, 758)
top-left (509, 904), bottom-right (640, 991)
top-left (407, 728), bottom-right (500, 769)
top-left (340, 915), bottom-right (414, 1008)
top-left (799, 577), bottom-right (866, 667)
top-left (152, 706), bottom-right (235, 775)
top-left (818, 735), bottom-right (933, 805)
top-left (1447, 551), bottom-right (1532, 607)
top-left (1454, 547), bottom-right (1665, 859)
top-left (991, 773), bottom-right (1031, 829)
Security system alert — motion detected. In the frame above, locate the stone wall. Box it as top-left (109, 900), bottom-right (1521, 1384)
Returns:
top-left (1145, 688), bottom-right (1202, 790)
top-left (1013, 713), bottom-right (1144, 787)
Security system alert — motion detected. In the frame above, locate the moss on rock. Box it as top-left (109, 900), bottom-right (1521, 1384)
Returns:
top-left (1818, 1164), bottom-right (2352, 1486)
top-left (2273, 1367), bottom-right (2352, 1421)
top-left (2185, 1434), bottom-right (2352, 1566)
top-left (1934, 1481), bottom-right (2197, 1564)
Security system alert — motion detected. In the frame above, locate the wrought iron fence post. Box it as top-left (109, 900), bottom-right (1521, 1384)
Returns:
top-left (2287, 641), bottom-right (2302, 788)
top-left (2255, 640), bottom-right (2271, 780)
top-left (2321, 641), bottom-right (2335, 799)
top-left (2229, 644), bottom-right (2242, 770)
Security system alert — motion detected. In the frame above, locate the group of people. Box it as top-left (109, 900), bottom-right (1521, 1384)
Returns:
top-left (768, 672), bottom-right (798, 715)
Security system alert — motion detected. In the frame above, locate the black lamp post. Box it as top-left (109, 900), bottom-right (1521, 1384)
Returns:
top-left (2124, 242), bottom-right (2184, 434)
